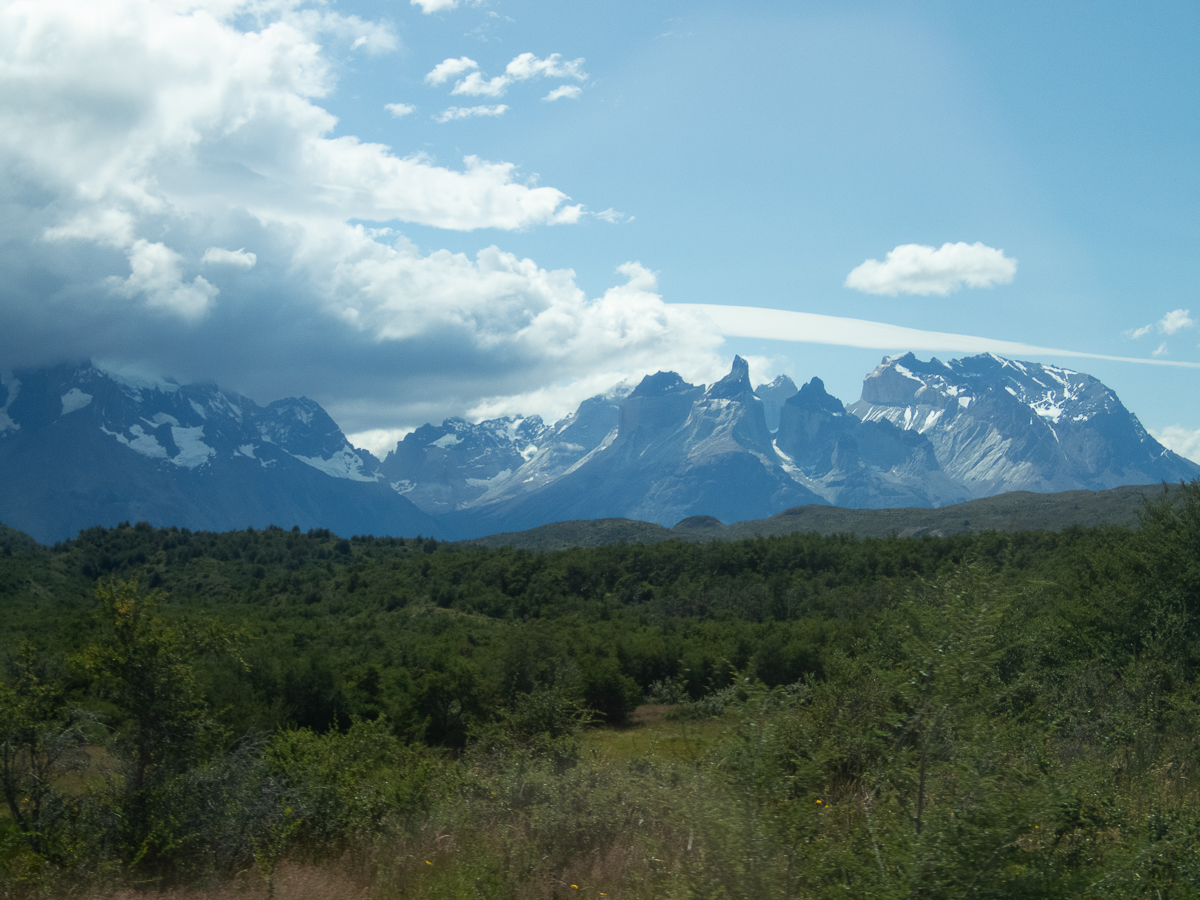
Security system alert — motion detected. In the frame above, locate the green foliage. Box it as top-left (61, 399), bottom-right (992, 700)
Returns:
top-left (0, 642), bottom-right (91, 861)
top-left (265, 716), bottom-right (439, 846)
top-left (2, 484), bottom-right (1200, 894)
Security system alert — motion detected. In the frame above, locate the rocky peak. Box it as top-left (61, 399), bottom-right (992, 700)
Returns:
top-left (753, 374), bottom-right (798, 432)
top-left (629, 371), bottom-right (692, 399)
top-left (787, 377), bottom-right (846, 416)
top-left (705, 355), bottom-right (754, 401)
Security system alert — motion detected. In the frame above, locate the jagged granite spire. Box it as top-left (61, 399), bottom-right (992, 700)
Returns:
top-left (706, 355), bottom-right (754, 400)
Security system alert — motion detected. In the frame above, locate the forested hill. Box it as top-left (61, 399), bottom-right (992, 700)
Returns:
top-left (3, 486), bottom-right (1200, 896)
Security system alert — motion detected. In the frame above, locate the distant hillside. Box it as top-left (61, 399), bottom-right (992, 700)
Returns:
top-left (463, 482), bottom-right (1181, 550)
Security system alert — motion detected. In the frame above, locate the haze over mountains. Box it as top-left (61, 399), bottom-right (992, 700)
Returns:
top-left (2, 354), bottom-right (1196, 543)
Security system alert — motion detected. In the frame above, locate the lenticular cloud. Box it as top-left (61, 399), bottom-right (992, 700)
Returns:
top-left (845, 242), bottom-right (1017, 296)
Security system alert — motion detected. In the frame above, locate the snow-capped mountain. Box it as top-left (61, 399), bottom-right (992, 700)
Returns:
top-left (846, 353), bottom-right (1199, 496)
top-left (0, 363), bottom-right (437, 542)
top-left (2, 352), bottom-right (1194, 543)
top-left (436, 357), bottom-right (826, 536)
top-left (774, 377), bottom-right (969, 509)
top-left (378, 415), bottom-right (550, 516)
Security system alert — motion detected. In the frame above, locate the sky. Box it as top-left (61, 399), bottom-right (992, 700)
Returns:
top-left (1, 0), bottom-right (1199, 460)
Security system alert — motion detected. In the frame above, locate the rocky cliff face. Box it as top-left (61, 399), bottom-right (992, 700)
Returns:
top-left (443, 357), bottom-right (826, 536)
top-left (774, 377), bottom-right (966, 509)
top-left (754, 374), bottom-right (799, 432)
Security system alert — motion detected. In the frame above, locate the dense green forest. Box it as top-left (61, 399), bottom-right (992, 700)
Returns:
top-left (2, 484), bottom-right (1200, 897)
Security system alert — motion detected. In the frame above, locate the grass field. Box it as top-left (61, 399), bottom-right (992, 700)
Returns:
top-left (581, 705), bottom-right (732, 764)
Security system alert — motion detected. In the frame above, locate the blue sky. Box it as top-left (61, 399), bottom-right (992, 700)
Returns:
top-left (2, 0), bottom-right (1198, 458)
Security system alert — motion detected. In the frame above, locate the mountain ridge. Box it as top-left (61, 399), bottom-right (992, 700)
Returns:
top-left (2, 353), bottom-right (1196, 543)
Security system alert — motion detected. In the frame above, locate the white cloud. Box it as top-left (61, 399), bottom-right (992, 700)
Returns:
top-left (347, 427), bottom-right (413, 458)
top-left (451, 71), bottom-right (510, 97)
top-left (1125, 323), bottom-right (1154, 339)
top-left (1153, 342), bottom-right (1169, 358)
top-left (411, 0), bottom-right (460, 13)
top-left (1, 1), bottom-right (582, 248)
top-left (593, 208), bottom-right (625, 224)
top-left (111, 240), bottom-right (219, 321)
top-left (676, 304), bottom-right (1200, 369)
top-left (1125, 308), bottom-right (1195, 341)
top-left (425, 56), bottom-right (479, 85)
top-left (202, 247), bottom-right (257, 269)
top-left (384, 102), bottom-right (416, 118)
top-left (0, 0), bottom-right (728, 436)
top-left (505, 53), bottom-right (587, 82)
top-left (433, 53), bottom-right (588, 101)
top-left (845, 242), bottom-right (1017, 296)
top-left (543, 85), bottom-right (583, 102)
top-left (1159, 308), bottom-right (1194, 334)
top-left (1152, 426), bottom-right (1200, 463)
top-left (435, 105), bottom-right (509, 123)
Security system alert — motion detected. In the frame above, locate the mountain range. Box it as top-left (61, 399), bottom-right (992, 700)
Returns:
top-left (2, 353), bottom-right (1196, 543)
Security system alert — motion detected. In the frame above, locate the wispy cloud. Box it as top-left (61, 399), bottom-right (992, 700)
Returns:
top-left (593, 208), bottom-right (626, 224)
top-left (543, 85), bottom-right (582, 102)
top-left (435, 104), bottom-right (509, 123)
top-left (845, 242), bottom-right (1017, 296)
top-left (384, 102), bottom-right (415, 117)
top-left (675, 303), bottom-right (1200, 369)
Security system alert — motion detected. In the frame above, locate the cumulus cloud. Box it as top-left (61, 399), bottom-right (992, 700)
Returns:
top-left (410, 0), bottom-right (465, 13)
top-left (347, 427), bottom-right (414, 459)
top-left (425, 57), bottom-right (479, 85)
top-left (845, 242), bottom-right (1017, 296)
top-left (451, 72), bottom-right (511, 98)
top-left (1160, 309), bottom-right (1195, 334)
top-left (0, 1), bottom-right (582, 256)
top-left (111, 241), bottom-right (220, 321)
top-left (505, 52), bottom-right (587, 81)
top-left (202, 247), bottom-right (257, 269)
top-left (1128, 309), bottom-right (1195, 340)
top-left (543, 85), bottom-right (583, 102)
top-left (384, 102), bottom-right (415, 117)
top-left (1125, 308), bottom-right (1195, 341)
top-left (435, 105), bottom-right (509, 123)
top-left (1151, 426), bottom-right (1200, 463)
top-left (0, 0), bottom-right (730, 436)
top-left (1, 0), bottom-right (692, 434)
top-left (431, 53), bottom-right (587, 100)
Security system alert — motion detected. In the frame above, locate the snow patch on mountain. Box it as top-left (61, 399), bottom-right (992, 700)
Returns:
top-left (60, 388), bottom-right (92, 415)
top-left (294, 447), bottom-right (378, 482)
top-left (103, 424), bottom-right (169, 460)
top-left (0, 375), bottom-right (19, 434)
top-left (171, 426), bottom-right (216, 468)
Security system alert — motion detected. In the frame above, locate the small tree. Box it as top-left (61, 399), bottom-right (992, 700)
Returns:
top-left (74, 578), bottom-right (216, 863)
top-left (0, 641), bottom-right (91, 860)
